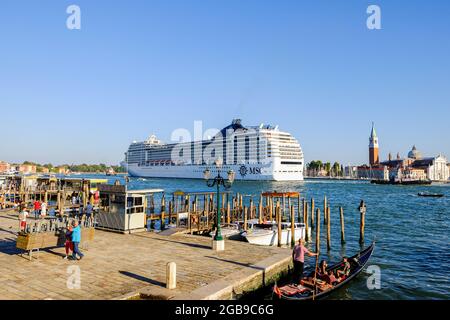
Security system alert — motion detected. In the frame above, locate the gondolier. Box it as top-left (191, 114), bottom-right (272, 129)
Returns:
top-left (292, 238), bottom-right (318, 283)
top-left (274, 242), bottom-right (376, 300)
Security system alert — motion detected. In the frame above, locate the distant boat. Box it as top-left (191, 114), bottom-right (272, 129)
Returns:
top-left (418, 192), bottom-right (444, 198)
top-left (106, 168), bottom-right (117, 176)
top-left (371, 179), bottom-right (432, 185)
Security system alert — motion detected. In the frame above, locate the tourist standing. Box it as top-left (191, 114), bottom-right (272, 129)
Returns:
top-left (18, 209), bottom-right (29, 232)
top-left (71, 220), bottom-right (84, 260)
top-left (85, 202), bottom-right (93, 218)
top-left (33, 200), bottom-right (41, 219)
top-left (292, 238), bottom-right (318, 283)
top-left (40, 201), bottom-right (47, 219)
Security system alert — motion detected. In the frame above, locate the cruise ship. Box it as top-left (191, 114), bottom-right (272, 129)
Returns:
top-left (123, 120), bottom-right (304, 181)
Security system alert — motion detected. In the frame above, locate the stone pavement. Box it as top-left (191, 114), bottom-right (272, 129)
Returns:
top-left (0, 212), bottom-right (291, 300)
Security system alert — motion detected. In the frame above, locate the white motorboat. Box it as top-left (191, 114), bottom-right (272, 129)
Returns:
top-left (209, 223), bottom-right (241, 238)
top-left (209, 219), bottom-right (274, 239)
top-left (242, 222), bottom-right (310, 246)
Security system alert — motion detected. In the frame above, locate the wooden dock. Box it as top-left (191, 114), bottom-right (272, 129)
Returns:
top-left (0, 211), bottom-right (291, 300)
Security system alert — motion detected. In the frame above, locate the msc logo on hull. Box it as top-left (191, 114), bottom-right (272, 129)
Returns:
top-left (239, 165), bottom-right (261, 177)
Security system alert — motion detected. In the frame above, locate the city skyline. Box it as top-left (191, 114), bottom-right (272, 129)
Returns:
top-left (1, 1), bottom-right (449, 165)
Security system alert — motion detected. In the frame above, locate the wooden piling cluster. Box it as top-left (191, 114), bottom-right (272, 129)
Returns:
top-left (302, 195), bottom-right (366, 253)
top-left (151, 190), bottom-right (367, 254)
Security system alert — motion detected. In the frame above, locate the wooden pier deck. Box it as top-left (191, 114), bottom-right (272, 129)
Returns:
top-left (0, 211), bottom-right (292, 300)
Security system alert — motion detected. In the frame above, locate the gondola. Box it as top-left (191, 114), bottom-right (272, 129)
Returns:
top-left (273, 242), bottom-right (375, 300)
top-left (418, 192), bottom-right (444, 198)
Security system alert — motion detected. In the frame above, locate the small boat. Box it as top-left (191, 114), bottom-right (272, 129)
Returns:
top-left (418, 192), bottom-right (444, 198)
top-left (273, 242), bottom-right (375, 300)
top-left (209, 223), bottom-right (241, 239)
top-left (242, 222), bottom-right (310, 246)
top-left (371, 179), bottom-right (432, 185)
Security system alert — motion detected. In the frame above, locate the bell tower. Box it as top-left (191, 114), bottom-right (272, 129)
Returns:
top-left (369, 122), bottom-right (379, 166)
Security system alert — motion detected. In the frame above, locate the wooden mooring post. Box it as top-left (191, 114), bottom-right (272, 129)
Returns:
top-left (326, 206), bottom-right (331, 251)
top-left (339, 206), bottom-right (345, 244)
top-left (304, 201), bottom-right (309, 242)
top-left (310, 198), bottom-right (315, 230)
top-left (276, 200), bottom-right (282, 247)
top-left (359, 201), bottom-right (366, 244)
top-left (243, 206), bottom-right (248, 231)
top-left (315, 208), bottom-right (321, 253)
top-left (323, 196), bottom-right (328, 225)
top-left (258, 195), bottom-right (263, 224)
top-left (290, 205), bottom-right (295, 246)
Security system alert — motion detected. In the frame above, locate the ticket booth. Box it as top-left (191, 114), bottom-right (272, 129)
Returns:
top-left (96, 184), bottom-right (164, 233)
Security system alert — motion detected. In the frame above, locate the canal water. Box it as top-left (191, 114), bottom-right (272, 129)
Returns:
top-left (90, 175), bottom-right (450, 300)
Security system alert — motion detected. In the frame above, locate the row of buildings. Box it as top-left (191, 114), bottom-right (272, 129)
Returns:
top-left (0, 161), bottom-right (69, 175)
top-left (356, 124), bottom-right (449, 182)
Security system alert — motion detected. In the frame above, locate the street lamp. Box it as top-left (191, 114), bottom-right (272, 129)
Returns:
top-left (203, 158), bottom-right (235, 251)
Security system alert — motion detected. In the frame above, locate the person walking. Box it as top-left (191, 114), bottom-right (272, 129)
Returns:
top-left (63, 225), bottom-right (73, 260)
top-left (292, 238), bottom-right (318, 283)
top-left (71, 220), bottom-right (84, 260)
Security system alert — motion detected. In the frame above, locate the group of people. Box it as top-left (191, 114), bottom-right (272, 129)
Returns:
top-left (292, 238), bottom-right (352, 286)
top-left (317, 258), bottom-right (351, 285)
top-left (17, 200), bottom-right (48, 232)
top-left (63, 219), bottom-right (85, 261)
top-left (33, 200), bottom-right (48, 219)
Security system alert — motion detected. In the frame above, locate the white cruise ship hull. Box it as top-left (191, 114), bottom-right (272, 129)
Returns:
top-left (126, 163), bottom-right (303, 181)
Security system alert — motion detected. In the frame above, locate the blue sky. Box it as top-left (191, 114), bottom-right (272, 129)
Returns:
top-left (1, 0), bottom-right (449, 165)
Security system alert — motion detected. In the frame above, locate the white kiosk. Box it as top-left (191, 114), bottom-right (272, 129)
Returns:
top-left (96, 184), bottom-right (164, 233)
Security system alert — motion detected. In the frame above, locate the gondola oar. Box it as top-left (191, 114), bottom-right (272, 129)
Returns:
top-left (312, 252), bottom-right (320, 300)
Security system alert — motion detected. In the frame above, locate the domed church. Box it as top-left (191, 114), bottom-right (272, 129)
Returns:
top-left (407, 145), bottom-right (423, 160)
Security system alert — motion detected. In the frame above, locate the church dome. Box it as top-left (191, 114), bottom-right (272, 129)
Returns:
top-left (408, 145), bottom-right (422, 159)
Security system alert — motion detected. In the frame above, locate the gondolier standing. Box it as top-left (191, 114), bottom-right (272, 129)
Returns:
top-left (292, 238), bottom-right (318, 283)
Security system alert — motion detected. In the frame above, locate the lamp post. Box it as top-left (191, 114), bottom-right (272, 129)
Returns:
top-left (203, 158), bottom-right (235, 251)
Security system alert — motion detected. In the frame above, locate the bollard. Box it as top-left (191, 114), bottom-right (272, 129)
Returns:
top-left (339, 206), bottom-right (345, 244)
top-left (166, 262), bottom-right (177, 290)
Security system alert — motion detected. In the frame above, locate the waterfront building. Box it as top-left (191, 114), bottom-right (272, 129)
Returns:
top-left (411, 153), bottom-right (449, 182)
top-left (0, 161), bottom-right (10, 174)
top-left (357, 164), bottom-right (388, 180)
top-left (40, 167), bottom-right (50, 174)
top-left (123, 119), bottom-right (304, 181)
top-left (57, 167), bottom-right (69, 175)
top-left (358, 125), bottom-right (449, 182)
top-left (344, 166), bottom-right (358, 178)
top-left (19, 164), bottom-right (36, 174)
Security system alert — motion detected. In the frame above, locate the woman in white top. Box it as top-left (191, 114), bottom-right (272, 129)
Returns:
top-left (41, 202), bottom-right (47, 218)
